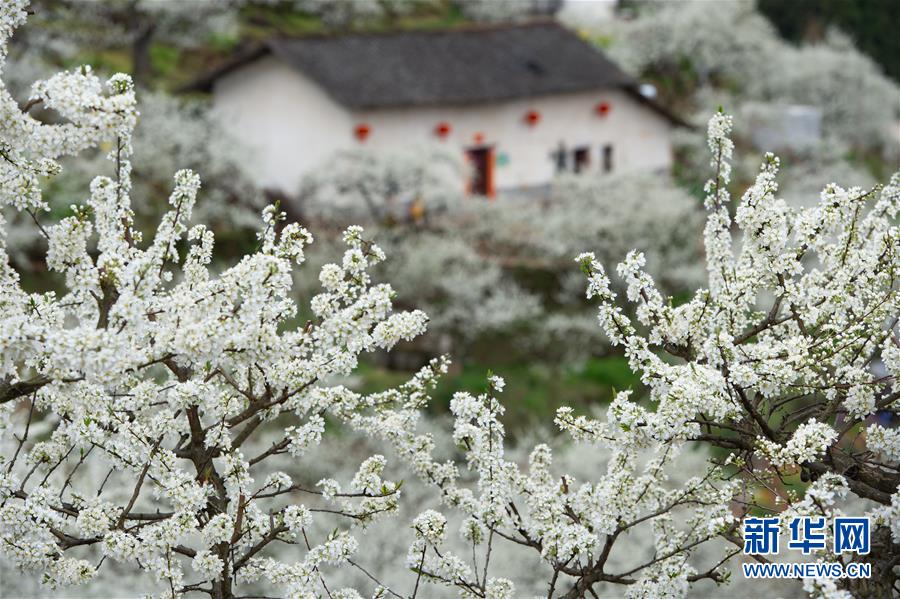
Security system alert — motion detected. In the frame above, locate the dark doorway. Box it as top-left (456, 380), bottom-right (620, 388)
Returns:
top-left (466, 146), bottom-right (494, 197)
top-left (573, 146), bottom-right (590, 173)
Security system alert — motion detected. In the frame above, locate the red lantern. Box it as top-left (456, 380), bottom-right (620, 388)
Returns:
top-left (595, 102), bottom-right (611, 117)
top-left (435, 121), bottom-right (452, 138)
top-left (524, 109), bottom-right (541, 126)
top-left (354, 123), bottom-right (371, 141)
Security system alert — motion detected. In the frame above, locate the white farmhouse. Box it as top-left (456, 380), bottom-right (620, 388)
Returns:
top-left (188, 21), bottom-right (685, 198)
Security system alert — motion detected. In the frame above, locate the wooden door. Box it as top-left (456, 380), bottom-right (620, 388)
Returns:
top-left (466, 146), bottom-right (494, 198)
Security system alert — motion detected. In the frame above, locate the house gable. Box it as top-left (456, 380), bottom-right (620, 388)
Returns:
top-left (211, 56), bottom-right (353, 193)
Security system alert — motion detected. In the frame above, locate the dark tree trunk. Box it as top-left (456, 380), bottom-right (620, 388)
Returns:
top-left (844, 527), bottom-right (898, 599)
top-left (131, 21), bottom-right (156, 86)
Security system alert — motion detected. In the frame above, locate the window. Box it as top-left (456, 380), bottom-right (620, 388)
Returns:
top-left (573, 146), bottom-right (590, 173)
top-left (601, 144), bottom-right (614, 173)
top-left (551, 142), bottom-right (568, 173)
top-left (466, 146), bottom-right (494, 197)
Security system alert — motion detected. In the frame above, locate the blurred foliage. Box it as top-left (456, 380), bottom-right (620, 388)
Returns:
top-left (758, 0), bottom-right (900, 82)
top-left (355, 354), bottom-right (643, 434)
top-left (241, 0), bottom-right (468, 36)
top-left (149, 44), bottom-right (181, 79)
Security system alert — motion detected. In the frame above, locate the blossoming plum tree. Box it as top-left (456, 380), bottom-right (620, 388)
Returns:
top-left (1, 2), bottom-right (430, 595)
top-left (4, 89), bottom-right (266, 266)
top-left (2, 2), bottom-right (899, 598)
top-left (299, 145), bottom-right (467, 225)
top-left (562, 113), bottom-right (900, 597)
top-left (346, 115), bottom-right (900, 599)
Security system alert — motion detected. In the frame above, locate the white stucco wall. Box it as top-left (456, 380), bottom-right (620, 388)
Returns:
top-left (356, 88), bottom-right (673, 190)
top-left (211, 57), bottom-right (674, 194)
top-left (211, 56), bottom-right (353, 193)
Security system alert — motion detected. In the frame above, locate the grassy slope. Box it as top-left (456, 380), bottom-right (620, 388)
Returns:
top-left (357, 356), bottom-right (642, 435)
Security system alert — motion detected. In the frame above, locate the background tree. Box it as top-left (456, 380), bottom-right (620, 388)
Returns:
top-left (758, 0), bottom-right (900, 82)
top-left (24, 0), bottom-right (244, 85)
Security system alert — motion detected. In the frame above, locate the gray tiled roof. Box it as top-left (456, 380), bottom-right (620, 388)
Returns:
top-left (267, 22), bottom-right (632, 108)
top-left (186, 21), bottom-right (686, 124)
